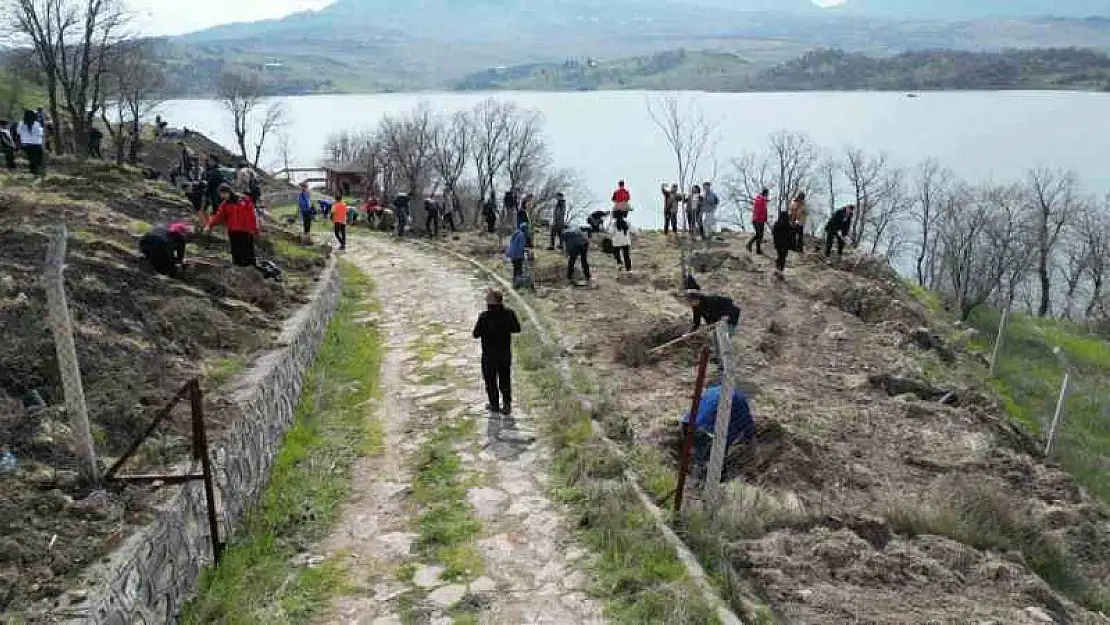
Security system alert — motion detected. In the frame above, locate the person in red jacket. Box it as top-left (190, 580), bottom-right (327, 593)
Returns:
top-left (611, 180), bottom-right (631, 219)
top-left (747, 188), bottom-right (770, 255)
top-left (206, 184), bottom-right (260, 267)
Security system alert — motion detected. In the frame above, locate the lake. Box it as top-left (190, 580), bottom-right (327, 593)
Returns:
top-left (160, 90), bottom-right (1110, 229)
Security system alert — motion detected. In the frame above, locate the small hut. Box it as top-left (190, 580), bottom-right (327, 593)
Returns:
top-left (322, 161), bottom-right (368, 197)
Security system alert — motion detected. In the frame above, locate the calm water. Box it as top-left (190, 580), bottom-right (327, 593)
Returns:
top-left (160, 91), bottom-right (1110, 229)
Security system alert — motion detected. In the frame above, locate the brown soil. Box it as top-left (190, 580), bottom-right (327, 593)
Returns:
top-left (0, 158), bottom-right (328, 615)
top-left (437, 230), bottom-right (1110, 624)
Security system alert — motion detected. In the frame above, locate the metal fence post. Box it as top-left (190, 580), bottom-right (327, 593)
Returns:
top-left (704, 322), bottom-right (736, 511)
top-left (1044, 348), bottom-right (1072, 457)
top-left (988, 305), bottom-right (1010, 378)
top-left (43, 224), bottom-right (99, 484)
top-left (189, 380), bottom-right (223, 565)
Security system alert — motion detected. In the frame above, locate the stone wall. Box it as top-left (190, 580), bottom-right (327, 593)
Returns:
top-left (48, 257), bottom-right (342, 625)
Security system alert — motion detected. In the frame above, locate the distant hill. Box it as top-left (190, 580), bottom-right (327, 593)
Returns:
top-left (152, 0), bottom-right (1110, 96)
top-left (833, 0), bottom-right (1110, 20)
top-left (456, 47), bottom-right (1110, 93)
top-left (754, 47), bottom-right (1110, 91)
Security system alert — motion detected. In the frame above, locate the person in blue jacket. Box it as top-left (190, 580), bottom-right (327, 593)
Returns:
top-left (684, 385), bottom-right (755, 465)
top-left (505, 222), bottom-right (529, 283)
top-left (297, 182), bottom-right (313, 235)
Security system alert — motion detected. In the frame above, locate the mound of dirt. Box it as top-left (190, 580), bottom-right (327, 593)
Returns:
top-left (613, 317), bottom-right (700, 367)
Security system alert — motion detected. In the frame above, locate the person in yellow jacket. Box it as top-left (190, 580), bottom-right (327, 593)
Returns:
top-left (789, 192), bottom-right (807, 253)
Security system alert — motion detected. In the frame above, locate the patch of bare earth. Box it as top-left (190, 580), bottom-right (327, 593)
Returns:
top-left (438, 229), bottom-right (1110, 624)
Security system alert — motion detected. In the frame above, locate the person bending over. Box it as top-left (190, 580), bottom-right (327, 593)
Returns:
top-left (563, 225), bottom-right (592, 284)
top-left (686, 291), bottom-right (741, 336)
top-left (206, 184), bottom-right (259, 267)
top-left (824, 204), bottom-right (855, 258)
top-left (473, 289), bottom-right (522, 416)
top-left (139, 221), bottom-right (192, 277)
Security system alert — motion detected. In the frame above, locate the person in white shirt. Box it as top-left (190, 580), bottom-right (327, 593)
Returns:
top-left (17, 110), bottom-right (45, 175)
top-left (610, 212), bottom-right (633, 272)
top-left (702, 181), bottom-right (720, 239)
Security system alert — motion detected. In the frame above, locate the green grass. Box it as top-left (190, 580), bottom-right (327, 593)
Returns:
top-left (513, 326), bottom-right (721, 625)
top-left (180, 262), bottom-right (383, 625)
top-left (412, 415), bottom-right (483, 582)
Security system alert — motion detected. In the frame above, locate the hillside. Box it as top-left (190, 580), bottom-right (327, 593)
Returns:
top-left (755, 47), bottom-right (1110, 91)
top-left (432, 230), bottom-right (1110, 623)
top-left (0, 153), bottom-right (328, 617)
top-left (152, 0), bottom-right (1110, 96)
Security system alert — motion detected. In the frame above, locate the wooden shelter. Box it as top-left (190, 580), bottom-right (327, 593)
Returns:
top-left (322, 161), bottom-right (368, 197)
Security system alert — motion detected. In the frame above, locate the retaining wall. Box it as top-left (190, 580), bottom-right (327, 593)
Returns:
top-left (47, 257), bottom-right (342, 625)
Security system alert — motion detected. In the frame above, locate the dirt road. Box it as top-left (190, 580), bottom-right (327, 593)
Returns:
top-left (316, 238), bottom-right (605, 625)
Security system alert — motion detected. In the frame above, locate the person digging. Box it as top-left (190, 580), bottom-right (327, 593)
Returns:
top-left (139, 221), bottom-right (193, 278)
top-left (562, 225), bottom-right (592, 286)
top-left (472, 289), bottom-right (522, 417)
top-left (824, 204), bottom-right (855, 259)
top-left (683, 385), bottom-right (756, 475)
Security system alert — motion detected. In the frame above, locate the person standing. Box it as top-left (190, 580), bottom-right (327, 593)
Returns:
top-left (472, 289), bottom-right (522, 416)
top-left (824, 204), bottom-right (855, 258)
top-left (297, 182), bottom-right (314, 236)
top-left (505, 222), bottom-right (528, 283)
top-left (686, 184), bottom-right (703, 239)
top-left (612, 179), bottom-right (632, 221)
top-left (483, 193), bottom-right (498, 234)
top-left (503, 188), bottom-right (518, 223)
top-left (610, 213), bottom-right (632, 272)
top-left (548, 192), bottom-right (567, 250)
top-left (188, 180), bottom-right (208, 225)
top-left (394, 192), bottom-right (410, 237)
top-left (87, 126), bottom-right (103, 159)
top-left (444, 194), bottom-right (460, 233)
top-left (662, 183), bottom-right (680, 236)
top-left (0, 122), bottom-right (15, 169)
top-left (747, 188), bottom-right (770, 255)
top-left (17, 110), bottom-right (45, 176)
top-left (772, 211), bottom-right (793, 278)
top-left (206, 184), bottom-right (259, 267)
top-left (702, 182), bottom-right (720, 239)
top-left (424, 196), bottom-right (441, 237)
top-left (203, 158), bottom-right (224, 215)
top-left (789, 192), bottom-right (807, 253)
top-left (562, 226), bottom-right (592, 284)
top-left (332, 194), bottom-right (349, 251)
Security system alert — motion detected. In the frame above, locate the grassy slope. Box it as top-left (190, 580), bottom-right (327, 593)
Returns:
top-left (0, 70), bottom-right (46, 120)
top-left (181, 262), bottom-right (383, 624)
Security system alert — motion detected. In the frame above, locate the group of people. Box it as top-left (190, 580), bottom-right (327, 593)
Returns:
top-left (660, 180), bottom-right (722, 239)
top-left (742, 188), bottom-right (856, 277)
top-left (1, 110), bottom-right (47, 176)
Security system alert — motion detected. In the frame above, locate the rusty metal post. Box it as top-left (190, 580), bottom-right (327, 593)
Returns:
top-left (190, 380), bottom-right (223, 565)
top-left (675, 346), bottom-right (711, 515)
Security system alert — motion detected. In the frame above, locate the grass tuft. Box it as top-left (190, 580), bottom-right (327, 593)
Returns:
top-left (180, 261), bottom-right (383, 625)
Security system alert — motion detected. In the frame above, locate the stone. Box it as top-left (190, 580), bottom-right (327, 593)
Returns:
top-left (376, 532), bottom-right (418, 558)
top-left (1023, 607), bottom-right (1055, 624)
top-left (466, 487), bottom-right (508, 520)
top-left (426, 584), bottom-right (467, 608)
top-left (413, 564), bottom-right (445, 589)
top-left (469, 576), bottom-right (497, 593)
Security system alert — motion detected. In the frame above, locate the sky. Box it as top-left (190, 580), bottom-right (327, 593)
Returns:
top-left (131, 0), bottom-right (332, 36)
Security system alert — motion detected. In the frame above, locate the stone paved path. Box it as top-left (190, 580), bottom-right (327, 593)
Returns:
top-left (316, 239), bottom-right (606, 625)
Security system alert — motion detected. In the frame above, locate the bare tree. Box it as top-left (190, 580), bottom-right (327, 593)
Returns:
top-left (911, 158), bottom-right (951, 288)
top-left (429, 111), bottom-right (471, 206)
top-left (250, 101), bottom-right (285, 169)
top-left (1080, 196), bottom-right (1110, 318)
top-left (647, 94), bottom-right (718, 196)
top-left (842, 148), bottom-right (888, 246)
top-left (100, 41), bottom-right (164, 165)
top-left (216, 71), bottom-right (264, 165)
top-left (722, 151), bottom-right (770, 229)
top-left (469, 98), bottom-right (511, 203)
top-left (378, 103), bottom-right (435, 228)
top-left (1024, 167), bottom-right (1081, 317)
top-left (767, 130), bottom-right (817, 214)
top-left (7, 0), bottom-right (73, 151)
top-left (867, 166), bottom-right (912, 260)
top-left (503, 106), bottom-right (548, 195)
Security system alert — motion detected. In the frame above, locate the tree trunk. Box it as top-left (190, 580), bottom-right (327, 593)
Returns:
top-left (128, 118), bottom-right (141, 165)
top-left (1088, 275), bottom-right (1104, 317)
top-left (1038, 255), bottom-right (1051, 317)
top-left (47, 77), bottom-right (62, 154)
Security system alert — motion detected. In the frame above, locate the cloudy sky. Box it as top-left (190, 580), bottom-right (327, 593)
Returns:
top-left (130, 0), bottom-right (332, 36)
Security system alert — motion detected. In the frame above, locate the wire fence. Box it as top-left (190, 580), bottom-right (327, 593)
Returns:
top-left (974, 306), bottom-right (1110, 502)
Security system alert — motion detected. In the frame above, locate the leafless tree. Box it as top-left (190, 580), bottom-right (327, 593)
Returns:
top-left (504, 106), bottom-right (548, 195)
top-left (767, 130), bottom-right (817, 214)
top-left (469, 98), bottom-right (511, 203)
top-left (722, 151), bottom-right (770, 229)
top-left (7, 0), bottom-right (129, 154)
top-left (937, 183), bottom-right (1030, 319)
top-left (868, 166), bottom-right (912, 260)
top-left (378, 103), bottom-right (435, 228)
top-left (1079, 196), bottom-right (1110, 318)
top-left (216, 71), bottom-right (277, 166)
top-left (842, 147), bottom-right (888, 246)
top-left (911, 158), bottom-right (952, 288)
top-left (646, 94), bottom-right (718, 198)
top-left (1024, 167), bottom-right (1081, 317)
top-left (429, 111), bottom-right (470, 204)
top-left (100, 41), bottom-right (163, 164)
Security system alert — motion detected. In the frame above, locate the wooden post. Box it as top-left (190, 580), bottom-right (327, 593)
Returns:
top-left (704, 322), bottom-right (736, 509)
top-left (1045, 370), bottom-right (1070, 457)
top-left (43, 224), bottom-right (99, 484)
top-left (675, 346), bottom-right (710, 515)
top-left (988, 305), bottom-right (1010, 378)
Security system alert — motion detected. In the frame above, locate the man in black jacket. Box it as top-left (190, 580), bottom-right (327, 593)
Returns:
top-left (686, 291), bottom-right (741, 336)
top-left (824, 204), bottom-right (855, 258)
top-left (483, 193), bottom-right (498, 233)
top-left (562, 226), bottom-right (591, 284)
top-left (203, 158), bottom-right (224, 215)
top-left (473, 289), bottom-right (522, 415)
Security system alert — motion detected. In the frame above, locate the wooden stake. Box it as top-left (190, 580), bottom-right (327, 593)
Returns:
top-left (704, 322), bottom-right (736, 510)
top-left (674, 346), bottom-right (710, 515)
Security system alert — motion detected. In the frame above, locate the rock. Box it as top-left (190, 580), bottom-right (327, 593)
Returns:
top-left (376, 532), bottom-right (418, 558)
top-left (469, 576), bottom-right (497, 593)
top-left (426, 584), bottom-right (466, 608)
top-left (466, 487), bottom-right (508, 521)
top-left (1023, 607), bottom-right (1055, 624)
top-left (413, 564), bottom-right (445, 589)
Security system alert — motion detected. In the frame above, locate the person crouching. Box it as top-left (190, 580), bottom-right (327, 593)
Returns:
top-left (472, 289), bottom-right (522, 416)
top-left (205, 184), bottom-right (259, 267)
top-left (139, 221), bottom-right (193, 277)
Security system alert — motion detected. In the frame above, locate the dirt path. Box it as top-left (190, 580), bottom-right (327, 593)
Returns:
top-left (317, 239), bottom-right (606, 625)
